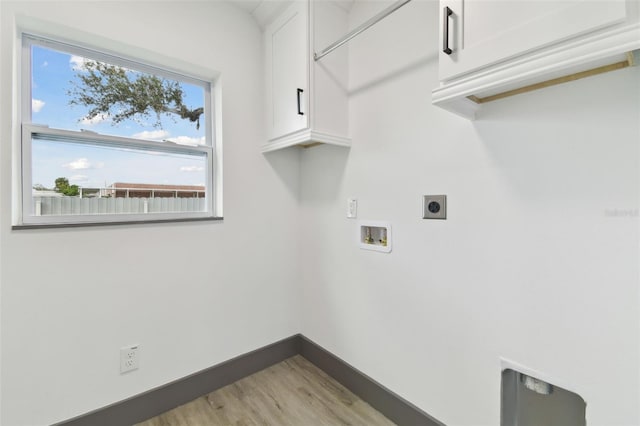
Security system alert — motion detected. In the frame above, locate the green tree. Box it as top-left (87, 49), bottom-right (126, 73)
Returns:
top-left (54, 177), bottom-right (79, 197)
top-left (68, 61), bottom-right (204, 130)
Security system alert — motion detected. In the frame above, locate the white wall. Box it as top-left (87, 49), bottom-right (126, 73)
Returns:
top-left (300, 1), bottom-right (640, 425)
top-left (0, 2), bottom-right (301, 425)
top-left (1, 1), bottom-right (638, 425)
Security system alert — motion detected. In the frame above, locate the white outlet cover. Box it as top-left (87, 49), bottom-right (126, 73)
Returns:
top-left (120, 345), bottom-right (139, 374)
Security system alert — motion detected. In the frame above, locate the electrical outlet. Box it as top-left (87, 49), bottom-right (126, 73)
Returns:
top-left (423, 195), bottom-right (447, 219)
top-left (120, 345), bottom-right (139, 374)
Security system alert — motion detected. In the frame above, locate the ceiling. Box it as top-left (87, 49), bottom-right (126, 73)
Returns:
top-left (227, 0), bottom-right (355, 28)
top-left (230, 0), bottom-right (264, 14)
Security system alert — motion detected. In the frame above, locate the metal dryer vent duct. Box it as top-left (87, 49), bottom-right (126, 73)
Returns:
top-left (502, 368), bottom-right (586, 426)
top-left (520, 373), bottom-right (554, 395)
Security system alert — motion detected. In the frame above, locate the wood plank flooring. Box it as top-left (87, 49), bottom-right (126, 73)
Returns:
top-left (136, 355), bottom-right (395, 425)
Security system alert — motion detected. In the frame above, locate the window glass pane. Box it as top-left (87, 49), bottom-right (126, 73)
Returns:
top-left (30, 43), bottom-right (207, 146)
top-left (30, 136), bottom-right (208, 217)
top-left (19, 35), bottom-right (217, 226)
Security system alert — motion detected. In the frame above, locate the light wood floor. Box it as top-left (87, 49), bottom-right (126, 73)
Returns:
top-left (136, 355), bottom-right (395, 425)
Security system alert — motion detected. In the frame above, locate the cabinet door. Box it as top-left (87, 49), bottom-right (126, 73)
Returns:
top-left (266, 1), bottom-right (309, 140)
top-left (439, 0), bottom-right (627, 81)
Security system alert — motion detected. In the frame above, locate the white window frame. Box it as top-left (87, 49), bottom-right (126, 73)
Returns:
top-left (19, 34), bottom-right (219, 227)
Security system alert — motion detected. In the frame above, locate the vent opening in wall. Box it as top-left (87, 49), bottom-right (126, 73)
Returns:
top-left (501, 368), bottom-right (586, 426)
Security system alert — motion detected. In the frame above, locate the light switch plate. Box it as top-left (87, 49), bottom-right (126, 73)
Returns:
top-left (347, 198), bottom-right (357, 218)
top-left (423, 195), bottom-right (447, 219)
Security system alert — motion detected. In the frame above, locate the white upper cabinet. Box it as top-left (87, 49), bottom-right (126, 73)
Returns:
top-left (433, 0), bottom-right (640, 118)
top-left (267, 1), bottom-right (309, 139)
top-left (263, 0), bottom-right (350, 152)
top-left (439, 0), bottom-right (628, 81)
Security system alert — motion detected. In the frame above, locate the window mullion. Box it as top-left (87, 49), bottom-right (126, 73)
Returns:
top-left (24, 124), bottom-right (212, 157)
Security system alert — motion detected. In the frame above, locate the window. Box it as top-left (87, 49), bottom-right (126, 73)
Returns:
top-left (19, 34), bottom-right (218, 226)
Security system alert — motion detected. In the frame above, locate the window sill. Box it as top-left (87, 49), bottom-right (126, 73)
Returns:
top-left (12, 216), bottom-right (223, 230)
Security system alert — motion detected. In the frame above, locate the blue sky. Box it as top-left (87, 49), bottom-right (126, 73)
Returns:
top-left (31, 44), bottom-right (208, 189)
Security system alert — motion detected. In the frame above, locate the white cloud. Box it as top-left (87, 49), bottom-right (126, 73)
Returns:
top-left (133, 130), bottom-right (170, 140)
top-left (81, 114), bottom-right (110, 126)
top-left (180, 166), bottom-right (205, 172)
top-left (69, 175), bottom-right (89, 183)
top-left (32, 99), bottom-right (45, 113)
top-left (70, 55), bottom-right (91, 71)
top-left (71, 56), bottom-right (131, 74)
top-left (167, 136), bottom-right (206, 146)
top-left (63, 158), bottom-right (103, 170)
top-left (42, 61), bottom-right (48, 67)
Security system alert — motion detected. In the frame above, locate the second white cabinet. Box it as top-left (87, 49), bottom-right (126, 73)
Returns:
top-left (263, 0), bottom-right (350, 152)
top-left (439, 0), bottom-right (629, 81)
top-left (433, 0), bottom-right (639, 118)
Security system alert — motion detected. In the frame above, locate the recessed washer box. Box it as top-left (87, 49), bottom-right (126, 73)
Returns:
top-left (358, 221), bottom-right (391, 253)
top-left (423, 195), bottom-right (447, 219)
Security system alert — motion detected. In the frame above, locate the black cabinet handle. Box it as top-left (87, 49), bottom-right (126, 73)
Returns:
top-left (443, 6), bottom-right (453, 55)
top-left (297, 88), bottom-right (304, 115)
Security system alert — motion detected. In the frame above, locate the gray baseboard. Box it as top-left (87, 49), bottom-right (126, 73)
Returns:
top-left (55, 334), bottom-right (443, 426)
top-left (300, 335), bottom-right (444, 426)
top-left (54, 335), bottom-right (300, 426)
